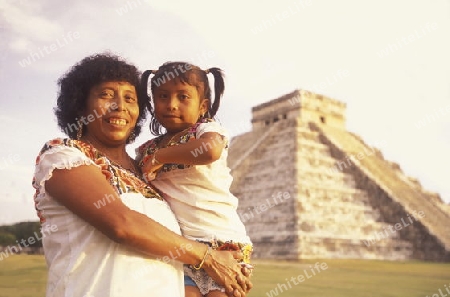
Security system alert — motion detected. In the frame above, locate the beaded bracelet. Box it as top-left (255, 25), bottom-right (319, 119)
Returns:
top-left (192, 246), bottom-right (212, 270)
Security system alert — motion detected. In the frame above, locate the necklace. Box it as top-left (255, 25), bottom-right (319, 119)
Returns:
top-left (84, 140), bottom-right (139, 175)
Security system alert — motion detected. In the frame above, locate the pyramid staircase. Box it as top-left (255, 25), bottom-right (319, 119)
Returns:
top-left (312, 122), bottom-right (450, 261)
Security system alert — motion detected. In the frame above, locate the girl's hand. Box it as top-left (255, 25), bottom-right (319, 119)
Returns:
top-left (202, 250), bottom-right (253, 297)
top-left (142, 154), bottom-right (163, 181)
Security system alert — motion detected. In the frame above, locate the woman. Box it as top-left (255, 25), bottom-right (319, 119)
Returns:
top-left (32, 53), bottom-right (251, 297)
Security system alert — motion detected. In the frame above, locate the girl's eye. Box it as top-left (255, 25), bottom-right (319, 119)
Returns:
top-left (125, 95), bottom-right (136, 102)
top-left (179, 94), bottom-right (189, 100)
top-left (158, 94), bottom-right (168, 99)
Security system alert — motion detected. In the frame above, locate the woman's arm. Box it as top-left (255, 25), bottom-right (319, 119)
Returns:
top-left (45, 164), bottom-right (250, 296)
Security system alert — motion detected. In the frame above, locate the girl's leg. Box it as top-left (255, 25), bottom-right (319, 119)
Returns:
top-left (185, 286), bottom-right (203, 297)
top-left (206, 290), bottom-right (228, 297)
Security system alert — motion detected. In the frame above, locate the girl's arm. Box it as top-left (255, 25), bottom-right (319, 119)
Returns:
top-left (142, 132), bottom-right (226, 176)
top-left (45, 164), bottom-right (250, 296)
top-left (160, 132), bottom-right (226, 165)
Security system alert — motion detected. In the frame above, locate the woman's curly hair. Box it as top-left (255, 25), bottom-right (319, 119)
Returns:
top-left (54, 53), bottom-right (146, 143)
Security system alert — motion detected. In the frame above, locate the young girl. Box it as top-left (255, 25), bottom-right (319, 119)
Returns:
top-left (136, 62), bottom-right (253, 297)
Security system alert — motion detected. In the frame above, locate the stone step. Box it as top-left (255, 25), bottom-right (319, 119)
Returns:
top-left (296, 143), bottom-right (330, 157)
top-left (302, 193), bottom-right (370, 204)
top-left (298, 172), bottom-right (355, 181)
top-left (297, 221), bottom-right (402, 237)
top-left (243, 163), bottom-right (296, 177)
top-left (298, 211), bottom-right (380, 223)
top-left (297, 212), bottom-right (380, 224)
top-left (297, 157), bottom-right (339, 168)
top-left (299, 200), bottom-right (373, 211)
top-left (297, 138), bottom-right (329, 147)
top-left (299, 237), bottom-right (413, 260)
top-left (299, 234), bottom-right (413, 248)
top-left (296, 135), bottom-right (326, 144)
top-left (298, 169), bottom-right (355, 181)
top-left (244, 223), bottom-right (293, 232)
top-left (296, 121), bottom-right (314, 129)
top-left (296, 145), bottom-right (332, 154)
top-left (298, 180), bottom-right (358, 192)
top-left (298, 194), bottom-right (371, 207)
top-left (296, 131), bottom-right (317, 139)
top-left (298, 185), bottom-right (369, 198)
top-left (300, 179), bottom-right (357, 189)
top-left (301, 166), bottom-right (347, 176)
top-left (297, 153), bottom-right (335, 160)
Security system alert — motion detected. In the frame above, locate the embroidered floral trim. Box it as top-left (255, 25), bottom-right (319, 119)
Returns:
top-left (33, 138), bottom-right (163, 223)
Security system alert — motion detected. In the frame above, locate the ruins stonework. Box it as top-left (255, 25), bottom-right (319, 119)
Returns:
top-left (228, 89), bottom-right (450, 261)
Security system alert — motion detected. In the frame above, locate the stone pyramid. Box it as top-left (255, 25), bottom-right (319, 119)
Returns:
top-left (228, 89), bottom-right (450, 261)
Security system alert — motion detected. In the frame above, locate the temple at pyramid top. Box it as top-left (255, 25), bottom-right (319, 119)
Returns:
top-left (251, 89), bottom-right (347, 130)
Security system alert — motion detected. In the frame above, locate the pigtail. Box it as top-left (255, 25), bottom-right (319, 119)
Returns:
top-left (140, 70), bottom-right (163, 135)
top-left (140, 70), bottom-right (152, 102)
top-left (206, 67), bottom-right (225, 118)
top-left (140, 69), bottom-right (154, 119)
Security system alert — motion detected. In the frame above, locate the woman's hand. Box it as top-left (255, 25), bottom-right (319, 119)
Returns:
top-left (202, 250), bottom-right (253, 297)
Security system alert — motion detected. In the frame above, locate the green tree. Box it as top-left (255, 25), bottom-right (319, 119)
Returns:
top-left (0, 221), bottom-right (42, 248)
top-left (0, 232), bottom-right (16, 246)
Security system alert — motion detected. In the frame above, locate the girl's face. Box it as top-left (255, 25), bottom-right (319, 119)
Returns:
top-left (153, 78), bottom-right (208, 134)
top-left (82, 81), bottom-right (139, 146)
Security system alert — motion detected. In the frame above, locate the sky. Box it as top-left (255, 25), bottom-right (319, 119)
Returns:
top-left (0, 0), bottom-right (449, 224)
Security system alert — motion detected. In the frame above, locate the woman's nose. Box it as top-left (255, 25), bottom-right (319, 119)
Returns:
top-left (113, 93), bottom-right (127, 111)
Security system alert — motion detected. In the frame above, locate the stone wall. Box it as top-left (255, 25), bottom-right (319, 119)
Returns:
top-left (232, 119), bottom-right (299, 259)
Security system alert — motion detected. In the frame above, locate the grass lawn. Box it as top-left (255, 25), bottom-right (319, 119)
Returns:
top-left (0, 255), bottom-right (47, 297)
top-left (249, 259), bottom-right (450, 297)
top-left (0, 255), bottom-right (449, 297)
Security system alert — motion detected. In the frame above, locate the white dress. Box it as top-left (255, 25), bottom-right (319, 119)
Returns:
top-left (33, 138), bottom-right (184, 297)
top-left (137, 120), bottom-right (253, 295)
top-left (137, 120), bottom-right (251, 245)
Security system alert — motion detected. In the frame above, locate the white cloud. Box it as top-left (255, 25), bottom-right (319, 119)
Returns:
top-left (0, 0), bottom-right (62, 53)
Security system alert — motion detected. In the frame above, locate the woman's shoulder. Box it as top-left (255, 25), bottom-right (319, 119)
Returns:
top-left (37, 138), bottom-right (96, 161)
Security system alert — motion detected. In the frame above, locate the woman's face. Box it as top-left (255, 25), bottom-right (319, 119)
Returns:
top-left (82, 81), bottom-right (139, 146)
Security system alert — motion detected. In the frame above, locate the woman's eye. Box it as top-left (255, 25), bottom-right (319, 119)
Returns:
top-left (100, 92), bottom-right (114, 98)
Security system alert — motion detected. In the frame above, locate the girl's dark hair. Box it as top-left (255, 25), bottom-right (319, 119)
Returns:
top-left (55, 52), bottom-right (145, 143)
top-left (140, 62), bottom-right (225, 136)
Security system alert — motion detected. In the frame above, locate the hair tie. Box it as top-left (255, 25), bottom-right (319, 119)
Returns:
top-left (204, 69), bottom-right (210, 74)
